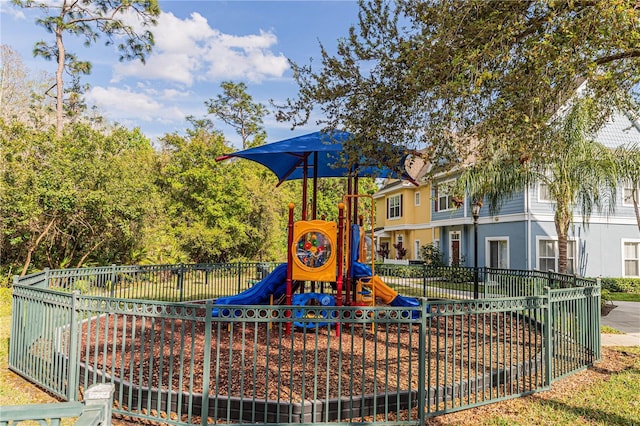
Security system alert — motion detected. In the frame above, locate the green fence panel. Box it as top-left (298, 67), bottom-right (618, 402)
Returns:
top-left (9, 263), bottom-right (600, 425)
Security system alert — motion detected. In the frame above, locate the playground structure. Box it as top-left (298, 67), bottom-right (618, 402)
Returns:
top-left (212, 132), bottom-right (424, 334)
top-left (213, 196), bottom-right (422, 334)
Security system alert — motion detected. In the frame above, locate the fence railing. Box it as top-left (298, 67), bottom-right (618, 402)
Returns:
top-left (29, 262), bottom-right (594, 303)
top-left (8, 264), bottom-right (600, 425)
top-left (0, 383), bottom-right (115, 426)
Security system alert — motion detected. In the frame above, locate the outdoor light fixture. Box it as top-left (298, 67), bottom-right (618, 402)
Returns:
top-left (472, 200), bottom-right (482, 299)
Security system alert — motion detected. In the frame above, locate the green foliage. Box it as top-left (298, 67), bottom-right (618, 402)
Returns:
top-left (456, 98), bottom-right (618, 274)
top-left (12, 0), bottom-right (160, 135)
top-left (421, 243), bottom-right (446, 268)
top-left (157, 119), bottom-right (293, 263)
top-left (281, 1), bottom-right (639, 173)
top-left (601, 288), bottom-right (612, 309)
top-left (600, 277), bottom-right (640, 294)
top-left (205, 81), bottom-right (268, 149)
top-left (0, 120), bottom-right (159, 278)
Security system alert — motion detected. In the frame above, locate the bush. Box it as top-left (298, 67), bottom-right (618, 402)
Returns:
top-left (599, 278), bottom-right (640, 294)
top-left (420, 243), bottom-right (447, 268)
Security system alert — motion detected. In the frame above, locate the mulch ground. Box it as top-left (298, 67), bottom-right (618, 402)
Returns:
top-left (78, 309), bottom-right (541, 402)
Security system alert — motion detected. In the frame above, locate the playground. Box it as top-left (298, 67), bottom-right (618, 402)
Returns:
top-left (7, 131), bottom-right (601, 425)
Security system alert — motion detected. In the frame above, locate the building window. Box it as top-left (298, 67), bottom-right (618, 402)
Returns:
top-left (387, 194), bottom-right (402, 219)
top-left (537, 238), bottom-right (576, 273)
top-left (487, 238), bottom-right (509, 269)
top-left (623, 240), bottom-right (640, 277)
top-left (414, 240), bottom-right (421, 260)
top-left (436, 179), bottom-right (456, 211)
top-left (538, 182), bottom-right (552, 202)
top-left (415, 191), bottom-right (421, 206)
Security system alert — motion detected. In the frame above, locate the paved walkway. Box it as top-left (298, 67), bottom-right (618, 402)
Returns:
top-left (601, 301), bottom-right (640, 346)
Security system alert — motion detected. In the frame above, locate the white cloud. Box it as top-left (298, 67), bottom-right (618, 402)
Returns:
top-left (1, 3), bottom-right (26, 19)
top-left (85, 86), bottom-right (184, 123)
top-left (112, 11), bottom-right (289, 86)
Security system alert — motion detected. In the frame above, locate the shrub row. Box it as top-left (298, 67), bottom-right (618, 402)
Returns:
top-left (599, 277), bottom-right (640, 294)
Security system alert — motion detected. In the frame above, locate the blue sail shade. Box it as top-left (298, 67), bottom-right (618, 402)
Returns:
top-left (216, 130), bottom-right (419, 184)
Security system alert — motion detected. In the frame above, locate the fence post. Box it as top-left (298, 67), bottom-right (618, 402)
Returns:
top-left (543, 286), bottom-right (553, 388)
top-left (178, 263), bottom-right (185, 301)
top-left (237, 262), bottom-right (242, 293)
top-left (201, 302), bottom-right (213, 425)
top-left (417, 298), bottom-right (428, 423)
top-left (84, 383), bottom-right (115, 426)
top-left (422, 262), bottom-right (427, 298)
top-left (43, 267), bottom-right (50, 287)
top-left (595, 277), bottom-right (602, 360)
top-left (110, 265), bottom-right (116, 298)
top-left (67, 291), bottom-right (80, 401)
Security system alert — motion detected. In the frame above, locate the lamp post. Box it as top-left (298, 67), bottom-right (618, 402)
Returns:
top-left (471, 201), bottom-right (482, 299)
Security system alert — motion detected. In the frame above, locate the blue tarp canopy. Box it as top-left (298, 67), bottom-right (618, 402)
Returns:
top-left (216, 130), bottom-right (417, 185)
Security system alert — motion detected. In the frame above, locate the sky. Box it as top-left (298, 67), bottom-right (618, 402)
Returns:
top-left (0, 0), bottom-right (361, 148)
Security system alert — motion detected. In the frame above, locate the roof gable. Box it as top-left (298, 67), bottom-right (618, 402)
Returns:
top-left (594, 111), bottom-right (640, 148)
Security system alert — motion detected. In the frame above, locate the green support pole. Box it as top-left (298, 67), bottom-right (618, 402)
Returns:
top-left (67, 291), bottom-right (80, 401)
top-left (201, 302), bottom-right (213, 425)
top-left (543, 286), bottom-right (553, 388)
top-left (418, 298), bottom-right (428, 423)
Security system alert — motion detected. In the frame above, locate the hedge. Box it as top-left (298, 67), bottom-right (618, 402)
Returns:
top-left (599, 277), bottom-right (640, 294)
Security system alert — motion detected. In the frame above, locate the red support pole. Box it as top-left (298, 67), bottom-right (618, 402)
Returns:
top-left (302, 155), bottom-right (308, 221)
top-left (286, 203), bottom-right (295, 335)
top-left (336, 202), bottom-right (345, 337)
top-left (312, 152), bottom-right (318, 220)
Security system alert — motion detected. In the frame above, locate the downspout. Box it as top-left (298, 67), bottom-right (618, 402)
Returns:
top-left (526, 185), bottom-right (531, 270)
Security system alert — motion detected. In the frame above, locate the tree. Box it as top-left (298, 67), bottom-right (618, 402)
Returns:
top-left (457, 99), bottom-right (618, 274)
top-left (279, 0), bottom-right (640, 171)
top-left (0, 45), bottom-right (55, 128)
top-left (0, 120), bottom-right (158, 275)
top-left (205, 81), bottom-right (268, 149)
top-left (12, 0), bottom-right (160, 137)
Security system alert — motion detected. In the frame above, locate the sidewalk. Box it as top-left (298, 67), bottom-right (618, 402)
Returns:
top-left (601, 300), bottom-right (640, 346)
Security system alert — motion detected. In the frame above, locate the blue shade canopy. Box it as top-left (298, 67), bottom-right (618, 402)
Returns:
top-left (216, 130), bottom-right (417, 184)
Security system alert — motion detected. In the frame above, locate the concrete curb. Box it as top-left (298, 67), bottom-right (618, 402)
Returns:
top-left (601, 300), bottom-right (640, 346)
top-left (601, 332), bottom-right (640, 347)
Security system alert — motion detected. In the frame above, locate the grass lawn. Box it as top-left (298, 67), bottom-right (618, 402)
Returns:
top-left (609, 292), bottom-right (640, 302)
top-left (1, 286), bottom-right (639, 425)
top-left (601, 325), bottom-right (625, 334)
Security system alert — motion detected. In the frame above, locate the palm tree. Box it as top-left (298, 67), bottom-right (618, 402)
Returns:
top-left (458, 98), bottom-right (618, 274)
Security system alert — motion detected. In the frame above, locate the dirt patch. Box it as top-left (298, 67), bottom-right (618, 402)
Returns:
top-left (601, 303), bottom-right (617, 316)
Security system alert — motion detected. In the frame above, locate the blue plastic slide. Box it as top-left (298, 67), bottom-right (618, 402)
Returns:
top-left (214, 263), bottom-right (288, 307)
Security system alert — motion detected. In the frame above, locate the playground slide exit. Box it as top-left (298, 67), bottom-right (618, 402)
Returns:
top-left (352, 262), bottom-right (420, 308)
top-left (214, 263), bottom-right (288, 306)
top-left (213, 261), bottom-right (419, 309)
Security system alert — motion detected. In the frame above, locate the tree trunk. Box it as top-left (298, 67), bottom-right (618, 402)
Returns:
top-left (75, 240), bottom-right (104, 268)
top-left (633, 189), bottom-right (640, 232)
top-left (55, 26), bottom-right (65, 138)
top-left (21, 217), bottom-right (56, 276)
top-left (555, 208), bottom-right (571, 274)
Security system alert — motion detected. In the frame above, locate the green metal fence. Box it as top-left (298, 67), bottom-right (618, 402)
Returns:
top-left (8, 264), bottom-right (600, 425)
top-left (0, 383), bottom-right (115, 426)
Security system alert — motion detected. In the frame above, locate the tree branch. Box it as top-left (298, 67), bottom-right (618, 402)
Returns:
top-left (595, 49), bottom-right (640, 65)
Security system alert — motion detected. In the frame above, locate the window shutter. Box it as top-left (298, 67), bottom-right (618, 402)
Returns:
top-left (386, 197), bottom-right (389, 219)
top-left (434, 185), bottom-right (439, 212)
top-left (400, 194), bottom-right (403, 217)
